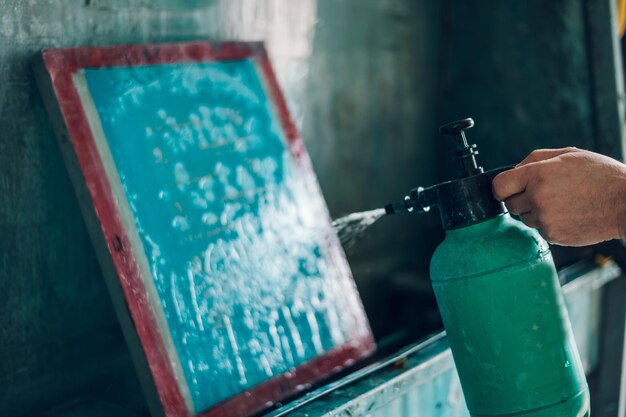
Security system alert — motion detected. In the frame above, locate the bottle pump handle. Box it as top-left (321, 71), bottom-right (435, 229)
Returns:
top-left (439, 118), bottom-right (484, 177)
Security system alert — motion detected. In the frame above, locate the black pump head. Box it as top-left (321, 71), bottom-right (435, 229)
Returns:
top-left (384, 117), bottom-right (510, 229)
top-left (439, 118), bottom-right (484, 178)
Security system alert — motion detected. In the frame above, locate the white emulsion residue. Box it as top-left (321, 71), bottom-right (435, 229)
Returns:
top-left (92, 61), bottom-right (371, 412)
top-left (142, 109), bottom-right (366, 406)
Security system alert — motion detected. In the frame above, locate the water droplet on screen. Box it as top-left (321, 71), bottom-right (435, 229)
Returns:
top-left (202, 212), bottom-right (218, 225)
top-left (172, 215), bottom-right (190, 231)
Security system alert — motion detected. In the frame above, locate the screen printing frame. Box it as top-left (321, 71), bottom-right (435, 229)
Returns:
top-left (34, 42), bottom-right (375, 417)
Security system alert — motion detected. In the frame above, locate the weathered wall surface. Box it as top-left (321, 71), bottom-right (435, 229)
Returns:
top-left (303, 0), bottom-right (443, 340)
top-left (0, 0), bottom-right (441, 415)
top-left (438, 0), bottom-right (624, 168)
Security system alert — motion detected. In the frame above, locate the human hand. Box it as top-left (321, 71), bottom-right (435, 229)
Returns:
top-left (492, 147), bottom-right (626, 246)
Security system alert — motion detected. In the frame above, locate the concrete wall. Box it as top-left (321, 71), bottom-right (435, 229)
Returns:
top-left (0, 1), bottom-right (442, 415)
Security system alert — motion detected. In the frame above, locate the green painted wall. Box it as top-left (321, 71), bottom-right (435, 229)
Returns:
top-left (439, 1), bottom-right (594, 167)
top-left (438, 0), bottom-right (624, 169)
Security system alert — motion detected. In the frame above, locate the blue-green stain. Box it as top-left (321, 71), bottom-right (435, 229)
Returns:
top-left (84, 60), bottom-right (362, 412)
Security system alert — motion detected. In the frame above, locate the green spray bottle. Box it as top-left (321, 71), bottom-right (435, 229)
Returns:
top-left (385, 118), bottom-right (589, 417)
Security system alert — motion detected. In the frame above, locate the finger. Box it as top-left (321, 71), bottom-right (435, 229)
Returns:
top-left (504, 193), bottom-right (532, 215)
top-left (492, 165), bottom-right (530, 201)
top-left (519, 212), bottom-right (540, 229)
top-left (517, 147), bottom-right (577, 167)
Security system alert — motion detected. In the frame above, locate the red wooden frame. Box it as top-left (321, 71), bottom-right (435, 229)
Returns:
top-left (37, 42), bottom-right (375, 417)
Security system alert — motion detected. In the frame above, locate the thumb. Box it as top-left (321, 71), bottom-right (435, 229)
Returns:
top-left (492, 164), bottom-right (531, 201)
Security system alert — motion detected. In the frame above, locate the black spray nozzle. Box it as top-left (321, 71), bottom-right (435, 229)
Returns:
top-left (384, 187), bottom-right (435, 215)
top-left (384, 198), bottom-right (412, 215)
top-left (439, 118), bottom-right (484, 178)
top-left (382, 117), bottom-right (511, 229)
